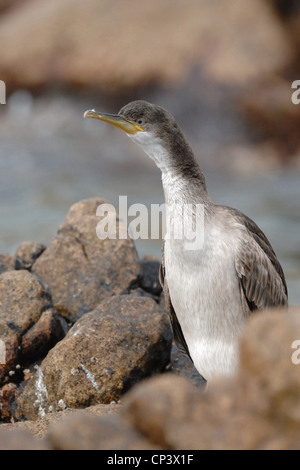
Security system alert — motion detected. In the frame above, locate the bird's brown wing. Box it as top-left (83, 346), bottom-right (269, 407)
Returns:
top-left (234, 228), bottom-right (288, 313)
top-left (159, 242), bottom-right (192, 361)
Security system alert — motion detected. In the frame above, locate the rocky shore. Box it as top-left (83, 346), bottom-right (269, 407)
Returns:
top-left (1, 198), bottom-right (300, 449)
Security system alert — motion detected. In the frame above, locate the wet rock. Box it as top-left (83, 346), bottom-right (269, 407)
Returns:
top-left (0, 254), bottom-right (15, 274)
top-left (15, 295), bottom-right (172, 421)
top-left (139, 255), bottom-right (162, 298)
top-left (0, 0), bottom-right (292, 91)
top-left (48, 413), bottom-right (157, 450)
top-left (15, 241), bottom-right (46, 270)
top-left (32, 198), bottom-right (140, 322)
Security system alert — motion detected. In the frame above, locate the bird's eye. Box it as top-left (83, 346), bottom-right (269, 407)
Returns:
top-left (137, 118), bottom-right (145, 125)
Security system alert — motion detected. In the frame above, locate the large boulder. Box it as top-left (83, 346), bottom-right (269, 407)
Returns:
top-left (32, 198), bottom-right (141, 322)
top-left (15, 295), bottom-right (172, 420)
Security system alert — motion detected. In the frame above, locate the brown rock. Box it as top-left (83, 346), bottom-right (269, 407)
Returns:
top-left (0, 383), bottom-right (17, 422)
top-left (0, 0), bottom-right (26, 14)
top-left (122, 374), bottom-right (205, 449)
top-left (0, 402), bottom-right (120, 439)
top-left (0, 270), bottom-right (52, 385)
top-left (15, 241), bottom-right (46, 270)
top-left (48, 413), bottom-right (157, 450)
top-left (0, 427), bottom-right (49, 450)
top-left (239, 308), bottom-right (300, 426)
top-left (15, 295), bottom-right (172, 420)
top-left (122, 308), bottom-right (300, 450)
top-left (32, 198), bottom-right (140, 322)
top-left (21, 309), bottom-right (65, 363)
top-left (0, 254), bottom-right (15, 274)
top-left (0, 0), bottom-right (292, 91)
top-left (0, 270), bottom-right (51, 333)
top-left (241, 78), bottom-right (300, 157)
top-left (0, 326), bottom-right (20, 385)
top-left (0, 270), bottom-right (64, 389)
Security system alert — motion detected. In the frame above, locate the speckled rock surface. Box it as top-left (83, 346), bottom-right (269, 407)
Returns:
top-left (15, 295), bottom-right (172, 420)
top-left (32, 198), bottom-right (141, 322)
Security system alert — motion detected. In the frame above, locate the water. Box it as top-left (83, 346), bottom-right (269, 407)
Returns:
top-left (0, 92), bottom-right (299, 305)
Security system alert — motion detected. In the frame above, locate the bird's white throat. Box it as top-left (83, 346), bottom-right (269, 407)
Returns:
top-left (128, 131), bottom-right (171, 172)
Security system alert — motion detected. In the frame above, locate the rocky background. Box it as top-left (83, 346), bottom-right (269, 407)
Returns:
top-left (0, 0), bottom-right (300, 162)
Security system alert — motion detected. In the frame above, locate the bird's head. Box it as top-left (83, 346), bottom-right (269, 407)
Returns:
top-left (84, 100), bottom-right (191, 171)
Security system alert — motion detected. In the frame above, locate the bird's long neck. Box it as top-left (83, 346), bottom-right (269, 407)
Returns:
top-left (130, 130), bottom-right (212, 206)
top-left (160, 135), bottom-right (211, 207)
top-left (161, 159), bottom-right (210, 207)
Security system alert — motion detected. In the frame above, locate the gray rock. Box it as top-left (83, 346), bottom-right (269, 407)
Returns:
top-left (32, 198), bottom-right (141, 322)
top-left (15, 295), bottom-right (172, 420)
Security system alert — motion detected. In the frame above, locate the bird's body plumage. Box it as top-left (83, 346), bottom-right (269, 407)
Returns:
top-left (84, 100), bottom-right (288, 381)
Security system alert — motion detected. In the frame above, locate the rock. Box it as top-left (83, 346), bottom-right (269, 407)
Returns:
top-left (240, 78), bottom-right (300, 157)
top-left (169, 343), bottom-right (206, 388)
top-left (0, 254), bottom-right (15, 274)
top-left (0, 270), bottom-right (51, 333)
top-left (0, 270), bottom-right (64, 388)
top-left (121, 308), bottom-right (300, 450)
top-left (15, 241), bottom-right (46, 270)
top-left (2, 307), bottom-right (300, 448)
top-left (239, 307), bottom-right (300, 426)
top-left (122, 373), bottom-right (204, 449)
top-left (0, 383), bottom-right (17, 422)
top-left (15, 295), bottom-right (172, 420)
top-left (0, 427), bottom-right (49, 450)
top-left (0, 0), bottom-right (23, 14)
top-left (48, 413), bottom-right (157, 450)
top-left (0, 0), bottom-right (292, 91)
top-left (139, 255), bottom-right (162, 297)
top-left (0, 269), bottom-right (52, 386)
top-left (0, 402), bottom-right (120, 439)
top-left (21, 309), bottom-right (65, 363)
top-left (32, 198), bottom-right (140, 322)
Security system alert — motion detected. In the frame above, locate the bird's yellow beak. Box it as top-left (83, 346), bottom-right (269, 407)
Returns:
top-left (83, 109), bottom-right (144, 135)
